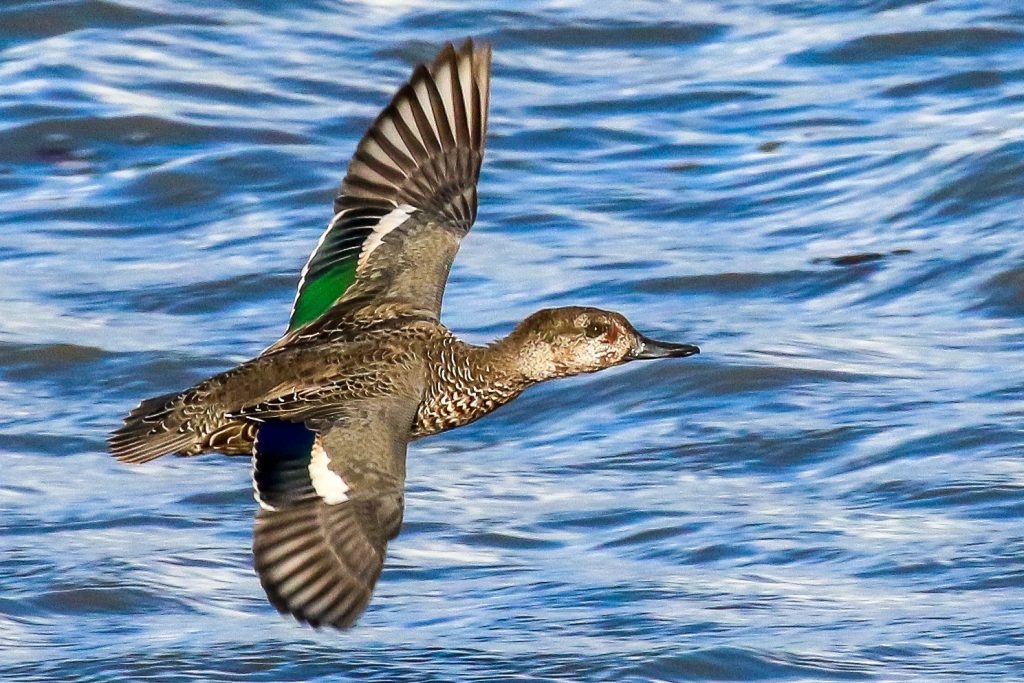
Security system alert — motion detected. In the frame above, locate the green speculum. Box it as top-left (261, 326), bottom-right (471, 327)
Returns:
top-left (289, 262), bottom-right (357, 331)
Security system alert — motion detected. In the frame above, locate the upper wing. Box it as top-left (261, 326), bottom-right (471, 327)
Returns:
top-left (250, 396), bottom-right (417, 629)
top-left (287, 39), bottom-right (492, 333)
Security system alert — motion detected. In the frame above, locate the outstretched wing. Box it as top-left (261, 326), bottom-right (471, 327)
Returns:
top-left (287, 39), bottom-right (492, 332)
top-left (251, 396), bottom-right (417, 629)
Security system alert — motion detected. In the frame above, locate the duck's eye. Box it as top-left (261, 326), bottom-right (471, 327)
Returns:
top-left (585, 321), bottom-right (607, 338)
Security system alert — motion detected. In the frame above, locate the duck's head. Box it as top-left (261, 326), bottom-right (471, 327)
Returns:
top-left (506, 306), bottom-right (699, 381)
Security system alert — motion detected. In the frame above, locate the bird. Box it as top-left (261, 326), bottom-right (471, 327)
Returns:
top-left (109, 39), bottom-right (700, 630)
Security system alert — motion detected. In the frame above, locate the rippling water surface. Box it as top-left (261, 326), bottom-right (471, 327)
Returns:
top-left (2, 1), bottom-right (1023, 680)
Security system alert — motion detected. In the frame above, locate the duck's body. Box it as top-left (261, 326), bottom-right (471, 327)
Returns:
top-left (114, 306), bottom-right (520, 462)
top-left (110, 40), bottom-right (698, 630)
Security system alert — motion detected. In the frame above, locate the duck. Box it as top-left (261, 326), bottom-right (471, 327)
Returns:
top-left (109, 39), bottom-right (700, 630)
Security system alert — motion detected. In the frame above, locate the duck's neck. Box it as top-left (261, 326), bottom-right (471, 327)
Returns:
top-left (411, 330), bottom-right (549, 438)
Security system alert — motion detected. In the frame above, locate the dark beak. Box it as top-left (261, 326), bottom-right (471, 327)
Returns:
top-left (631, 336), bottom-right (700, 360)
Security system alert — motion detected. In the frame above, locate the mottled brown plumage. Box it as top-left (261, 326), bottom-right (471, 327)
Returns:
top-left (109, 40), bottom-right (699, 630)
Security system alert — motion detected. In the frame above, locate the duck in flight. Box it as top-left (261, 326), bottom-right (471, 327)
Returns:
top-left (109, 39), bottom-right (699, 629)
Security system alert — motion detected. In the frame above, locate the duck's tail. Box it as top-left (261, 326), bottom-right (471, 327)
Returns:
top-left (108, 391), bottom-right (203, 464)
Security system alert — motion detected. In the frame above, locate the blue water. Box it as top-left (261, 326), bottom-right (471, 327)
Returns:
top-left (2, 1), bottom-right (1023, 680)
